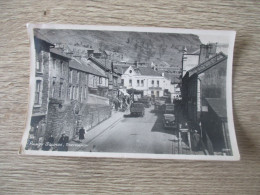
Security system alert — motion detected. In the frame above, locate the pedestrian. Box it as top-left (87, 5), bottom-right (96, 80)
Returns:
top-left (64, 135), bottom-right (69, 151)
top-left (37, 136), bottom-right (44, 150)
top-left (58, 133), bottom-right (68, 151)
top-left (192, 130), bottom-right (201, 151)
top-left (79, 126), bottom-right (85, 141)
top-left (42, 134), bottom-right (54, 151)
top-left (48, 134), bottom-right (54, 145)
top-left (115, 99), bottom-right (119, 111)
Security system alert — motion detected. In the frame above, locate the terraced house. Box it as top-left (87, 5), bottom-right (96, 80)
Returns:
top-left (28, 32), bottom-right (112, 148)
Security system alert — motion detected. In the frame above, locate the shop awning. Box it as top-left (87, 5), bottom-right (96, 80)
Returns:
top-left (127, 88), bottom-right (143, 95)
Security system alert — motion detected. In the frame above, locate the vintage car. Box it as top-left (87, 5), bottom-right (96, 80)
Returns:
top-left (163, 104), bottom-right (177, 128)
top-left (130, 103), bottom-right (145, 117)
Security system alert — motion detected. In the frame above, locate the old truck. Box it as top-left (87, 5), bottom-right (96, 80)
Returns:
top-left (163, 104), bottom-right (177, 128)
top-left (138, 97), bottom-right (151, 108)
top-left (154, 98), bottom-right (166, 112)
top-left (130, 103), bottom-right (145, 117)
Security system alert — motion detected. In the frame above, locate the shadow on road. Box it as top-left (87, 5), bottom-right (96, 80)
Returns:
top-left (123, 114), bottom-right (143, 118)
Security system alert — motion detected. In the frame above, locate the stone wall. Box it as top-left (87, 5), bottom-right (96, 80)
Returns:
top-left (32, 48), bottom-right (50, 116)
top-left (79, 104), bottom-right (111, 131)
top-left (46, 99), bottom-right (111, 142)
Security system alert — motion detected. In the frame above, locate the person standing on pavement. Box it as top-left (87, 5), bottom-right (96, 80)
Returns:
top-left (42, 134), bottom-right (54, 151)
top-left (79, 126), bottom-right (85, 141)
top-left (58, 133), bottom-right (69, 151)
top-left (114, 99), bottom-right (119, 111)
top-left (192, 130), bottom-right (201, 151)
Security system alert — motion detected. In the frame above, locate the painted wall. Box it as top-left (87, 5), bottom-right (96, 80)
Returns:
top-left (182, 54), bottom-right (199, 77)
top-left (121, 66), bottom-right (175, 97)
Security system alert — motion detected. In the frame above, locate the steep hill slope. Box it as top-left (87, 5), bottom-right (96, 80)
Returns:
top-left (37, 29), bottom-right (201, 68)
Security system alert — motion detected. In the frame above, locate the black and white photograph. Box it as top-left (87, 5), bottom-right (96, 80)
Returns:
top-left (20, 24), bottom-right (239, 160)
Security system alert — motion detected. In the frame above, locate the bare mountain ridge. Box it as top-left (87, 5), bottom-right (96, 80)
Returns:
top-left (38, 29), bottom-right (201, 68)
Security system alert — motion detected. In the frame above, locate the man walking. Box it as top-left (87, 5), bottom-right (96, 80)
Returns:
top-left (79, 126), bottom-right (85, 142)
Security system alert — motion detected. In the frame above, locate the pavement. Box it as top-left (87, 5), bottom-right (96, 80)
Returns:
top-left (68, 106), bottom-right (204, 155)
top-left (68, 109), bottom-right (127, 151)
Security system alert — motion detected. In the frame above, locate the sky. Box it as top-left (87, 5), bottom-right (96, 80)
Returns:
top-left (198, 34), bottom-right (230, 54)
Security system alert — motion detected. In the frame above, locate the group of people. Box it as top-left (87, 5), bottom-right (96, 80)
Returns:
top-left (179, 122), bottom-right (202, 151)
top-left (113, 96), bottom-right (131, 112)
top-left (41, 126), bottom-right (87, 152)
top-left (41, 133), bottom-right (69, 151)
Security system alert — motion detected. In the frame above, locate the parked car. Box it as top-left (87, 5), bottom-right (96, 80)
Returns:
top-left (163, 104), bottom-right (177, 128)
top-left (130, 103), bottom-right (145, 117)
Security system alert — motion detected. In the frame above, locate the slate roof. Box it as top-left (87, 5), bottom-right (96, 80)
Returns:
top-left (34, 29), bottom-right (54, 46)
top-left (113, 65), bottom-right (125, 75)
top-left (89, 57), bottom-right (111, 71)
top-left (157, 71), bottom-right (181, 84)
top-left (69, 59), bottom-right (107, 77)
top-left (114, 65), bottom-right (130, 75)
top-left (50, 48), bottom-right (71, 59)
top-left (136, 67), bottom-right (162, 76)
top-left (206, 98), bottom-right (227, 119)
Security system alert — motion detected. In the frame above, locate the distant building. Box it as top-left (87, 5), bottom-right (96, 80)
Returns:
top-left (198, 43), bottom-right (217, 64)
top-left (121, 66), bottom-right (175, 98)
top-left (80, 57), bottom-right (109, 100)
top-left (182, 49), bottom-right (200, 77)
top-left (181, 43), bottom-right (219, 78)
top-left (104, 50), bottom-right (124, 62)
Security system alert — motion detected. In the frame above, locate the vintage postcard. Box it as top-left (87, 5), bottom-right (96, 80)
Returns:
top-left (20, 24), bottom-right (239, 160)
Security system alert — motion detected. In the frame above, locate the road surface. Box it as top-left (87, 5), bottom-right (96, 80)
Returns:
top-left (70, 106), bottom-right (183, 154)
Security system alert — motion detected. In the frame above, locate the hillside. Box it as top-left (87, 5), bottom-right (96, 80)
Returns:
top-left (37, 29), bottom-right (201, 68)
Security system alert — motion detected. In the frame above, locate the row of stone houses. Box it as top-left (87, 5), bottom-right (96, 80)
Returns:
top-left (181, 43), bottom-right (232, 155)
top-left (29, 30), bottom-right (121, 147)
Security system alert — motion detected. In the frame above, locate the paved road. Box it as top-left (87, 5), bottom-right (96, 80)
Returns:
top-left (83, 106), bottom-right (180, 154)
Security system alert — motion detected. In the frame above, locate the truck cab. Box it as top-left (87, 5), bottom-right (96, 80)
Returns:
top-left (130, 103), bottom-right (145, 117)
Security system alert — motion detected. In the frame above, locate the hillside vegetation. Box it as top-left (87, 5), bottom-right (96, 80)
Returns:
top-left (38, 29), bottom-right (201, 68)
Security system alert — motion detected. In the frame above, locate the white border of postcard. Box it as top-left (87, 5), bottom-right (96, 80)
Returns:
top-left (20, 23), bottom-right (240, 161)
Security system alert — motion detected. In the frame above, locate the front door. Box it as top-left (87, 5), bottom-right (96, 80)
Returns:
top-left (156, 91), bottom-right (160, 97)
